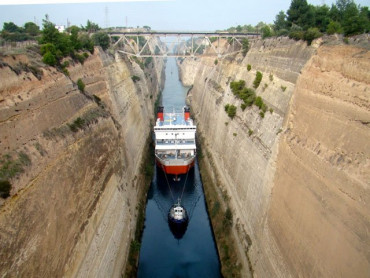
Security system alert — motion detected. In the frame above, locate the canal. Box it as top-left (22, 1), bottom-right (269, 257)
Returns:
top-left (137, 58), bottom-right (221, 277)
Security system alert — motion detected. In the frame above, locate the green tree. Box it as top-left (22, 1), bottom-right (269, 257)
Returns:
top-left (40, 42), bottom-right (56, 55)
top-left (327, 20), bottom-right (343, 34)
top-left (329, 4), bottom-right (341, 22)
top-left (42, 51), bottom-right (57, 66)
top-left (287, 0), bottom-right (314, 29)
top-left (24, 22), bottom-right (40, 36)
top-left (3, 22), bottom-right (20, 33)
top-left (69, 25), bottom-right (81, 51)
top-left (261, 25), bottom-right (273, 38)
top-left (313, 5), bottom-right (330, 32)
top-left (342, 2), bottom-right (362, 35)
top-left (79, 33), bottom-right (94, 53)
top-left (84, 20), bottom-right (100, 33)
top-left (39, 16), bottom-right (60, 45)
top-left (274, 11), bottom-right (289, 33)
top-left (92, 32), bottom-right (110, 50)
top-left (359, 6), bottom-right (370, 33)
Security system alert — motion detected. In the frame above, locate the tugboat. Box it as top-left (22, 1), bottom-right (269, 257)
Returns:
top-left (168, 199), bottom-right (189, 239)
top-left (154, 106), bottom-right (196, 181)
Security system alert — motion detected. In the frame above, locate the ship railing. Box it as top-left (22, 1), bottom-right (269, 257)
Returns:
top-left (156, 140), bottom-right (195, 145)
top-left (156, 156), bottom-right (195, 165)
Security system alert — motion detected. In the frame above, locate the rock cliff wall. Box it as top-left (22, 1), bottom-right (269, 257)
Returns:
top-left (0, 44), bottom-right (164, 277)
top-left (179, 36), bottom-right (369, 277)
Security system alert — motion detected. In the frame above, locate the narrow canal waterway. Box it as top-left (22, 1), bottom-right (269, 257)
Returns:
top-left (138, 58), bottom-right (221, 277)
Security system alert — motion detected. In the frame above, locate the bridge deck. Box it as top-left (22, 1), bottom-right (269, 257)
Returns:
top-left (109, 31), bottom-right (260, 37)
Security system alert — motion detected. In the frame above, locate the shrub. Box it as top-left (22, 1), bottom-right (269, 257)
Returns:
top-left (327, 20), bottom-right (343, 35)
top-left (92, 32), bottom-right (110, 50)
top-left (241, 103), bottom-right (247, 111)
top-left (263, 83), bottom-right (268, 91)
top-left (68, 117), bottom-right (85, 132)
top-left (62, 68), bottom-right (70, 76)
top-left (247, 64), bottom-right (251, 71)
top-left (77, 78), bottom-right (85, 92)
top-left (241, 38), bottom-right (249, 56)
top-left (248, 129), bottom-right (253, 136)
top-left (233, 133), bottom-right (237, 137)
top-left (261, 103), bottom-right (267, 113)
top-left (42, 51), bottom-right (57, 66)
top-left (254, 96), bottom-right (263, 109)
top-left (253, 71), bottom-right (262, 89)
top-left (230, 80), bottom-right (246, 96)
top-left (73, 53), bottom-right (86, 64)
top-left (269, 73), bottom-right (273, 81)
top-left (289, 30), bottom-right (304, 41)
top-left (132, 75), bottom-right (140, 83)
top-left (269, 108), bottom-right (274, 114)
top-left (61, 60), bottom-right (70, 68)
top-left (281, 85), bottom-right (287, 92)
top-left (225, 104), bottom-right (237, 119)
top-left (224, 104), bottom-right (230, 112)
top-left (259, 111), bottom-right (265, 118)
top-left (214, 59), bottom-right (218, 65)
top-left (304, 27), bottom-right (322, 45)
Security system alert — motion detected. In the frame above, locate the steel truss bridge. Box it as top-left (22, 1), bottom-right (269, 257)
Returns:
top-left (108, 31), bottom-right (260, 58)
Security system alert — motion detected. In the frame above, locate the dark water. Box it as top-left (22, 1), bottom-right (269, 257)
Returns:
top-left (138, 58), bottom-right (221, 277)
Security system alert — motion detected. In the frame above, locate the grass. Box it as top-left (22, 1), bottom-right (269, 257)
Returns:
top-left (0, 151), bottom-right (32, 198)
top-left (43, 107), bottom-right (110, 139)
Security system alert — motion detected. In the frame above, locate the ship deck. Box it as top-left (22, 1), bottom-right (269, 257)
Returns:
top-left (156, 112), bottom-right (194, 127)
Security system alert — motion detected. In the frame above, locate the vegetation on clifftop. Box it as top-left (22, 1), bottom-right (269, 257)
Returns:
top-left (225, 0), bottom-right (369, 45)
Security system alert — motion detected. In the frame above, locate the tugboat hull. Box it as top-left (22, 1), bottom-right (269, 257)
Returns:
top-left (168, 203), bottom-right (189, 239)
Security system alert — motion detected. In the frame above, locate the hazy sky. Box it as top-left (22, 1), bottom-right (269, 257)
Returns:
top-left (0, 0), bottom-right (369, 31)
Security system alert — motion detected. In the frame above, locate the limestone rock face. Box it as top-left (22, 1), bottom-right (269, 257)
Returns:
top-left (0, 47), bottom-right (164, 277)
top-left (179, 36), bottom-right (369, 277)
top-left (269, 44), bottom-right (370, 278)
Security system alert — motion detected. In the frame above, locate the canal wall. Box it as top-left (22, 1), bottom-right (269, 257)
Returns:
top-left (0, 42), bottom-right (164, 276)
top-left (179, 35), bottom-right (370, 277)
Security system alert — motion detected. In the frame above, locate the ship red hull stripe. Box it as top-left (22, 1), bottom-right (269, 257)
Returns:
top-left (156, 159), bottom-right (195, 175)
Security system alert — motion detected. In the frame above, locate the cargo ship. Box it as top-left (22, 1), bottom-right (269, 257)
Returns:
top-left (154, 106), bottom-right (196, 181)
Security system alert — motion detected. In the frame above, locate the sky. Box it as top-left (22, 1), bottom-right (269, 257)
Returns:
top-left (0, 0), bottom-right (369, 31)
